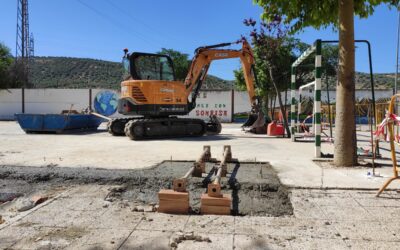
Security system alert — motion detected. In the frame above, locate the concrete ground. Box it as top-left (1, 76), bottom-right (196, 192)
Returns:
top-left (0, 121), bottom-right (399, 189)
top-left (2, 185), bottom-right (400, 249)
top-left (1, 121), bottom-right (400, 249)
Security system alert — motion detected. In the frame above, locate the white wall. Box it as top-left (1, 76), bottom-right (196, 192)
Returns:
top-left (2, 88), bottom-right (387, 121)
top-left (0, 89), bottom-right (22, 120)
top-left (187, 91), bottom-right (233, 122)
top-left (24, 89), bottom-right (90, 114)
top-left (0, 89), bottom-right (252, 122)
top-left (234, 91), bottom-right (251, 114)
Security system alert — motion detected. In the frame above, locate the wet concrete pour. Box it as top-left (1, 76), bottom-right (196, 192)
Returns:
top-left (119, 161), bottom-right (293, 216)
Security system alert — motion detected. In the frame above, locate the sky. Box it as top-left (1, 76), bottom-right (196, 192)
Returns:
top-left (0, 0), bottom-right (398, 80)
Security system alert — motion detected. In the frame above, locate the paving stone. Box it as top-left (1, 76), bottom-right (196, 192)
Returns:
top-left (184, 215), bottom-right (234, 234)
top-left (354, 197), bottom-right (389, 207)
top-left (0, 225), bottom-right (38, 249)
top-left (136, 212), bottom-right (188, 232)
top-left (90, 207), bottom-right (142, 229)
top-left (18, 208), bottom-right (102, 228)
top-left (331, 220), bottom-right (399, 242)
top-left (362, 206), bottom-right (398, 221)
top-left (234, 234), bottom-right (290, 250)
top-left (291, 201), bottom-right (327, 219)
top-left (319, 205), bottom-right (370, 221)
top-left (66, 228), bottom-right (131, 250)
top-left (265, 217), bottom-right (339, 239)
top-left (345, 239), bottom-right (400, 249)
top-left (289, 237), bottom-right (349, 250)
top-left (234, 216), bottom-right (275, 235)
top-left (49, 195), bottom-right (109, 212)
top-left (119, 230), bottom-right (172, 250)
top-left (176, 233), bottom-right (233, 250)
top-left (11, 226), bottom-right (87, 249)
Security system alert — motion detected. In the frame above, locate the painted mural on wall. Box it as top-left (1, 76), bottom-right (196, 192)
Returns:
top-left (93, 90), bottom-right (118, 116)
top-left (187, 91), bottom-right (232, 122)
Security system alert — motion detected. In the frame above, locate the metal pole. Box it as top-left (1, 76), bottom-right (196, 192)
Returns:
top-left (290, 66), bottom-right (296, 141)
top-left (314, 39), bottom-right (322, 158)
top-left (395, 10), bottom-right (400, 96)
top-left (21, 87), bottom-right (25, 113)
top-left (326, 71), bottom-right (333, 138)
top-left (89, 88), bottom-right (92, 111)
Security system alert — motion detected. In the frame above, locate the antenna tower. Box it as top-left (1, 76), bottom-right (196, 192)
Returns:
top-left (16, 0), bottom-right (33, 87)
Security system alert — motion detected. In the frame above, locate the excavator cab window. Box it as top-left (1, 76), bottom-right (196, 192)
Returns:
top-left (129, 52), bottom-right (176, 81)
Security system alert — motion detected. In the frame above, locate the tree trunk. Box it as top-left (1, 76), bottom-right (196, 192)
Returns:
top-left (269, 93), bottom-right (274, 118)
top-left (263, 95), bottom-right (269, 119)
top-left (272, 94), bottom-right (277, 119)
top-left (284, 86), bottom-right (288, 114)
top-left (268, 67), bottom-right (291, 137)
top-left (334, 0), bottom-right (357, 166)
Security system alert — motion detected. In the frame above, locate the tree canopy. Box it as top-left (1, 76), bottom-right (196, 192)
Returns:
top-left (157, 48), bottom-right (191, 81)
top-left (0, 42), bottom-right (14, 89)
top-left (254, 0), bottom-right (398, 32)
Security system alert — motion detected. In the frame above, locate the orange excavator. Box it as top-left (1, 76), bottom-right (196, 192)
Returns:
top-left (107, 39), bottom-right (265, 140)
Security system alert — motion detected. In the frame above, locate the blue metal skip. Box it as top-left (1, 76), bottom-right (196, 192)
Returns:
top-left (15, 114), bottom-right (106, 133)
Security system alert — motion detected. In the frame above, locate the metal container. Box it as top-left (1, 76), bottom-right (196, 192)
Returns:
top-left (15, 113), bottom-right (106, 133)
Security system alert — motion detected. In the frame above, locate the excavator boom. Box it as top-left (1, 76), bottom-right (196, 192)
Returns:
top-left (183, 40), bottom-right (259, 111)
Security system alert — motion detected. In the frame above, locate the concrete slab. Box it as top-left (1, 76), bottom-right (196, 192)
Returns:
top-left (289, 237), bottom-right (349, 250)
top-left (136, 213), bottom-right (189, 232)
top-left (345, 239), bottom-right (400, 250)
top-left (2, 121), bottom-right (400, 191)
top-left (119, 230), bottom-right (172, 250)
top-left (184, 215), bottom-right (235, 234)
top-left (176, 233), bottom-right (233, 250)
top-left (66, 228), bottom-right (132, 250)
top-left (234, 234), bottom-right (290, 250)
top-left (11, 226), bottom-right (87, 250)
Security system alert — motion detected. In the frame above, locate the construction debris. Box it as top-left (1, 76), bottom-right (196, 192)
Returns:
top-left (169, 231), bottom-right (212, 249)
top-left (31, 195), bottom-right (48, 206)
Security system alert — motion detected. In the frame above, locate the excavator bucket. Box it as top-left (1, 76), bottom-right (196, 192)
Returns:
top-left (206, 115), bottom-right (222, 135)
top-left (242, 110), bottom-right (266, 134)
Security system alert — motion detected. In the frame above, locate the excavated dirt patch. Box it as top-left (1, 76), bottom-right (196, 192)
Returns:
top-left (0, 161), bottom-right (293, 216)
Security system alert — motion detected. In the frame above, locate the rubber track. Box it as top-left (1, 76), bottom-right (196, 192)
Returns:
top-left (107, 117), bottom-right (139, 136)
top-left (124, 117), bottom-right (207, 140)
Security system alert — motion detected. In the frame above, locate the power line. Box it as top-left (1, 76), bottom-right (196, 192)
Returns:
top-left (102, 0), bottom-right (179, 44)
top-left (75, 0), bottom-right (162, 48)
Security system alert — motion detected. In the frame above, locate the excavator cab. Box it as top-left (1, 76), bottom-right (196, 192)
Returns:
top-left (129, 53), bottom-right (176, 81)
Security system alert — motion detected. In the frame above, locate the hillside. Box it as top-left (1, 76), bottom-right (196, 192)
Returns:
top-left (29, 56), bottom-right (396, 90)
top-left (30, 57), bottom-right (234, 90)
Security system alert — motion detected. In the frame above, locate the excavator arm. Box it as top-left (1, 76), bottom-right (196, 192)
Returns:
top-left (183, 40), bottom-right (259, 111)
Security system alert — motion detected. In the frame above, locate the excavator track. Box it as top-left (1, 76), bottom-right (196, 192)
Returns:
top-left (107, 118), bottom-right (133, 136)
top-left (124, 117), bottom-right (207, 140)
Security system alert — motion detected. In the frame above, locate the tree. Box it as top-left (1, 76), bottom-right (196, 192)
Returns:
top-left (254, 0), bottom-right (398, 166)
top-left (157, 48), bottom-right (191, 81)
top-left (235, 19), bottom-right (321, 136)
top-left (0, 42), bottom-right (14, 89)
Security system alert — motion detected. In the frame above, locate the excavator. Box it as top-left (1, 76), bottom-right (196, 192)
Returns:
top-left (107, 39), bottom-right (265, 140)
